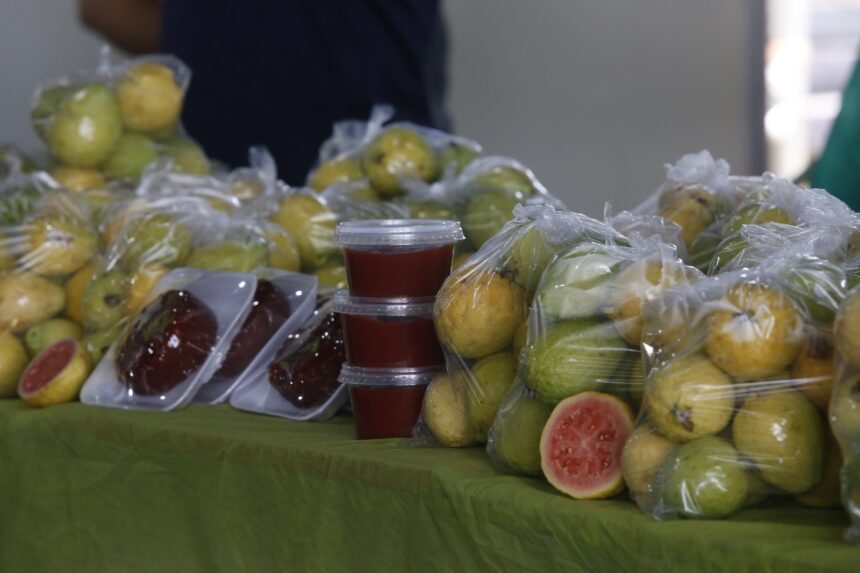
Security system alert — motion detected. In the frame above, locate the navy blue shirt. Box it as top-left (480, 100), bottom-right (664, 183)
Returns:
top-left (160, 0), bottom-right (448, 184)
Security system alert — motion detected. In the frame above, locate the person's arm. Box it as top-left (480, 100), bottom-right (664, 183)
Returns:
top-left (78, 0), bottom-right (162, 54)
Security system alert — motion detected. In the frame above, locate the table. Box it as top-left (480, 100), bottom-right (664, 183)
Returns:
top-left (0, 399), bottom-right (856, 572)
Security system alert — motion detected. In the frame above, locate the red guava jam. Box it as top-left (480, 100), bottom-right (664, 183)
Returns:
top-left (344, 243), bottom-right (454, 298)
top-left (214, 280), bottom-right (292, 381)
top-left (117, 289), bottom-right (218, 396)
top-left (349, 384), bottom-right (428, 440)
top-left (341, 313), bottom-right (443, 368)
top-left (268, 311), bottom-right (345, 409)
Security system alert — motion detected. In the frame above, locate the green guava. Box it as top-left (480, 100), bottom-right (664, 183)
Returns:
top-left (186, 239), bottom-right (268, 273)
top-left (30, 85), bottom-right (75, 141)
top-left (23, 215), bottom-right (98, 278)
top-left (721, 204), bottom-right (793, 238)
top-left (469, 165), bottom-right (536, 201)
top-left (831, 374), bottom-right (860, 442)
top-left (25, 318), bottom-right (83, 357)
top-left (465, 352), bottom-right (517, 443)
top-left (362, 127), bottom-right (436, 197)
top-left (162, 137), bottom-right (210, 175)
top-left (657, 436), bottom-right (749, 519)
top-left (84, 322), bottom-right (124, 364)
top-left (307, 157), bottom-right (364, 192)
top-left (686, 230), bottom-right (721, 273)
top-left (436, 142), bottom-right (479, 176)
top-left (522, 319), bottom-right (630, 404)
top-left (313, 265), bottom-right (348, 290)
top-left (488, 383), bottom-right (553, 476)
top-left (102, 133), bottom-right (158, 180)
top-left (408, 200), bottom-right (457, 221)
top-left (647, 354), bottom-right (734, 442)
top-left (81, 269), bottom-right (131, 330)
top-left (777, 259), bottom-right (845, 324)
top-left (119, 214), bottom-right (193, 270)
top-left (271, 195), bottom-right (337, 271)
top-left (504, 226), bottom-right (558, 296)
top-left (461, 190), bottom-right (520, 249)
top-left (0, 272), bottom-right (66, 333)
top-left (732, 391), bottom-right (824, 494)
top-left (535, 243), bottom-right (625, 320)
top-left (47, 84), bottom-right (122, 167)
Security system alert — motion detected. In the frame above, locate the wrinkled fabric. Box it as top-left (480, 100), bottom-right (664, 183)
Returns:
top-left (0, 400), bottom-right (853, 572)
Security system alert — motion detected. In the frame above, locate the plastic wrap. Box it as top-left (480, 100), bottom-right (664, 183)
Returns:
top-left (625, 264), bottom-right (839, 519)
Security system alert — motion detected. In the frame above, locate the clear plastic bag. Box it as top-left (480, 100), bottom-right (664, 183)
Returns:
top-left (626, 264), bottom-right (838, 519)
top-left (31, 45), bottom-right (209, 183)
top-left (420, 204), bottom-right (626, 450)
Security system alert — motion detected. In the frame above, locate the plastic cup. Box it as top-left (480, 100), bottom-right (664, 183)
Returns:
top-left (334, 219), bottom-right (463, 298)
top-left (333, 291), bottom-right (443, 368)
top-left (338, 364), bottom-right (440, 440)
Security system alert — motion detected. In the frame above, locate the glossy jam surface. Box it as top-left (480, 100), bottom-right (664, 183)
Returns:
top-left (344, 243), bottom-right (454, 298)
top-left (349, 384), bottom-right (428, 439)
top-left (341, 313), bottom-right (443, 368)
top-left (117, 289), bottom-right (218, 396)
top-left (268, 311), bottom-right (345, 409)
top-left (214, 280), bottom-right (292, 380)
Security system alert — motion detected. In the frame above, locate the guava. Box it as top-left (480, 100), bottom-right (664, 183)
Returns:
top-left (84, 323), bottom-right (123, 365)
top-left (732, 391), bottom-right (824, 494)
top-left (534, 243), bottom-right (624, 320)
top-left (796, 428), bottom-right (843, 508)
top-left (705, 282), bottom-right (804, 381)
top-left (50, 166), bottom-right (105, 192)
top-left (743, 471), bottom-right (770, 508)
top-left (47, 84), bottom-right (122, 167)
top-left (81, 269), bottom-right (131, 330)
top-left (791, 333), bottom-right (834, 411)
top-left (656, 436), bottom-right (749, 519)
top-left (523, 319), bottom-right (630, 404)
top-left (0, 181), bottom-right (45, 225)
top-left (0, 331), bottom-right (29, 397)
top-left (128, 265), bottom-right (167, 316)
top-left (721, 203), bottom-right (793, 238)
top-left (607, 259), bottom-right (691, 346)
top-left (80, 188), bottom-right (118, 224)
top-left (116, 62), bottom-right (183, 133)
top-left (270, 195), bottom-right (337, 271)
top-left (778, 258), bottom-right (845, 324)
top-left (23, 215), bottom-right (97, 278)
top-left (408, 200), bottom-right (457, 221)
top-left (64, 261), bottom-right (97, 324)
top-left (436, 142), bottom-right (479, 176)
top-left (119, 214), bottom-right (193, 270)
top-left (836, 289), bottom-right (860, 370)
top-left (307, 157), bottom-right (363, 192)
top-left (621, 425), bottom-right (676, 497)
top-left (25, 318), bottom-right (83, 357)
top-left (30, 85), bottom-right (75, 140)
top-left (266, 229), bottom-right (301, 272)
top-left (102, 133), bottom-right (158, 180)
top-left (465, 352), bottom-right (517, 443)
top-left (422, 374), bottom-right (475, 447)
top-left (647, 354), bottom-right (734, 442)
top-left (686, 230), bottom-right (721, 273)
top-left (313, 265), bottom-right (348, 290)
top-left (469, 165), bottom-right (536, 201)
top-left (186, 239), bottom-right (268, 273)
top-left (0, 272), bottom-right (65, 333)
top-left (709, 233), bottom-right (749, 272)
top-left (512, 320), bottom-right (528, 358)
top-left (18, 339), bottom-right (91, 407)
top-left (435, 268), bottom-right (526, 359)
top-left (461, 190), bottom-right (519, 249)
top-left (162, 137), bottom-right (210, 175)
top-left (658, 186), bottom-right (719, 247)
top-left (831, 374), bottom-right (860, 443)
top-left (540, 391), bottom-right (634, 499)
top-left (362, 127), bottom-right (436, 197)
top-left (488, 384), bottom-right (552, 476)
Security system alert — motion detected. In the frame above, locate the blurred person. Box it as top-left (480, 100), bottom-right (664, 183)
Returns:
top-left (79, 0), bottom-right (450, 184)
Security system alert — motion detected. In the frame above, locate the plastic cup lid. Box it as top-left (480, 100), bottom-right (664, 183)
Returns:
top-left (338, 364), bottom-right (442, 387)
top-left (334, 219), bottom-right (464, 247)
top-left (332, 290), bottom-right (435, 316)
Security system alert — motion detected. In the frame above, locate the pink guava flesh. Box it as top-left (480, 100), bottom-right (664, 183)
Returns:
top-left (540, 392), bottom-right (633, 499)
top-left (19, 339), bottom-right (77, 395)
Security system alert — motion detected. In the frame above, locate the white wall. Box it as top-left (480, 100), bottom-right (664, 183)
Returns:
top-left (444, 0), bottom-right (762, 215)
top-left (0, 1), bottom-right (760, 217)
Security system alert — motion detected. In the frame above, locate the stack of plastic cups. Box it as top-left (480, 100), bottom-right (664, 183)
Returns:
top-left (333, 220), bottom-right (464, 439)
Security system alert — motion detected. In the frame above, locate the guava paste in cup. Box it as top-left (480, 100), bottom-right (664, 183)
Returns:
top-left (333, 293), bottom-right (443, 368)
top-left (334, 220), bottom-right (463, 298)
top-left (117, 289), bottom-right (218, 396)
top-left (214, 280), bottom-right (292, 381)
top-left (268, 310), bottom-right (345, 409)
top-left (338, 365), bottom-right (439, 440)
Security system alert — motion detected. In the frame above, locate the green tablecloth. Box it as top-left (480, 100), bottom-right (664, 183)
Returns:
top-left (0, 399), bottom-right (856, 572)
